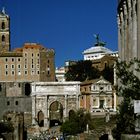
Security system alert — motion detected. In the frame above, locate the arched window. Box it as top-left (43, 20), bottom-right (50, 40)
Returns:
top-left (1, 22), bottom-right (5, 29)
top-left (2, 35), bottom-right (5, 42)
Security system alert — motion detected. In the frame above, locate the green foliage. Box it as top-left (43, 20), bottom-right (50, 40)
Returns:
top-left (112, 59), bottom-right (140, 140)
top-left (101, 66), bottom-right (114, 84)
top-left (60, 109), bottom-right (93, 135)
top-left (0, 121), bottom-right (14, 134)
top-left (65, 60), bottom-right (100, 82)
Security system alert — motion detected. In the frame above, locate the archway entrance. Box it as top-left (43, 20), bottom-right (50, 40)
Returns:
top-left (38, 111), bottom-right (44, 127)
top-left (49, 101), bottom-right (63, 127)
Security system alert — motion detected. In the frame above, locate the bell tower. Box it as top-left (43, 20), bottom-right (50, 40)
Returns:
top-left (0, 8), bottom-right (10, 52)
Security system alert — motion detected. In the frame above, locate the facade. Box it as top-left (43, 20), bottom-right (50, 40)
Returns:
top-left (80, 77), bottom-right (116, 113)
top-left (117, 0), bottom-right (139, 61)
top-left (31, 81), bottom-right (81, 128)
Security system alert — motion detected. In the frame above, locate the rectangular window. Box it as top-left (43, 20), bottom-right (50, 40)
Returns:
top-left (7, 101), bottom-right (10, 106)
top-left (11, 71), bottom-right (15, 75)
top-left (5, 71), bottom-right (8, 75)
top-left (5, 58), bottom-right (8, 62)
top-left (12, 58), bottom-right (14, 62)
top-left (25, 71), bottom-right (28, 75)
top-left (5, 64), bottom-right (8, 69)
top-left (11, 64), bottom-right (15, 69)
top-left (15, 101), bottom-right (18, 105)
top-left (17, 64), bottom-right (21, 69)
top-left (25, 65), bottom-right (27, 69)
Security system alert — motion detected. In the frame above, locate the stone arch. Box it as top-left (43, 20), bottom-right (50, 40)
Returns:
top-left (37, 110), bottom-right (44, 127)
top-left (49, 100), bottom-right (63, 127)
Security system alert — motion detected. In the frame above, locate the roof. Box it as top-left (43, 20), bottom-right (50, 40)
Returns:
top-left (80, 76), bottom-right (111, 86)
top-left (23, 43), bottom-right (45, 49)
top-left (83, 45), bottom-right (113, 55)
top-left (0, 8), bottom-right (9, 18)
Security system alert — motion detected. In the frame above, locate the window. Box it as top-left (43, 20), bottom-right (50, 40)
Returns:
top-left (7, 101), bottom-right (10, 106)
top-left (48, 60), bottom-right (50, 63)
top-left (25, 65), bottom-right (27, 69)
top-left (11, 64), bottom-right (14, 69)
top-left (5, 64), bottom-right (8, 69)
top-left (37, 53), bottom-right (39, 57)
top-left (32, 53), bottom-right (34, 57)
top-left (37, 71), bottom-right (40, 74)
top-left (5, 58), bottom-right (8, 62)
top-left (17, 64), bottom-right (21, 69)
top-left (99, 100), bottom-right (104, 108)
top-left (15, 101), bottom-right (18, 105)
top-left (18, 58), bottom-right (20, 61)
top-left (5, 71), bottom-right (8, 75)
top-left (37, 59), bottom-right (39, 64)
top-left (2, 35), bottom-right (5, 42)
top-left (12, 58), bottom-right (14, 62)
top-left (11, 71), bottom-right (15, 75)
top-left (31, 65), bottom-right (34, 68)
top-left (25, 71), bottom-right (27, 75)
top-left (18, 83), bottom-right (21, 87)
top-left (1, 22), bottom-right (5, 29)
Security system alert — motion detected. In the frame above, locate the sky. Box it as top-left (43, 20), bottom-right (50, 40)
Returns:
top-left (0, 0), bottom-right (118, 68)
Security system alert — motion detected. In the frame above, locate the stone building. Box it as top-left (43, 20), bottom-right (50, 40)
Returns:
top-left (117, 0), bottom-right (139, 61)
top-left (0, 8), bottom-right (55, 140)
top-left (80, 76), bottom-right (117, 113)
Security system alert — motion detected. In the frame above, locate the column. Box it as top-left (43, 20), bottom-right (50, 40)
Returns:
top-left (113, 91), bottom-right (117, 111)
top-left (84, 95), bottom-right (86, 109)
top-left (137, 0), bottom-right (140, 60)
top-left (128, 0), bottom-right (132, 60)
top-left (117, 14), bottom-right (121, 59)
top-left (44, 95), bottom-right (49, 129)
top-left (123, 2), bottom-right (128, 61)
top-left (120, 11), bottom-right (124, 61)
top-left (132, 0), bottom-right (137, 59)
top-left (32, 96), bottom-right (36, 125)
top-left (64, 94), bottom-right (67, 120)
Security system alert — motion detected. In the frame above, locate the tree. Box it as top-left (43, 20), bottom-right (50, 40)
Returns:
top-left (112, 59), bottom-right (140, 140)
top-left (65, 60), bottom-right (100, 82)
top-left (60, 109), bottom-right (93, 135)
top-left (0, 121), bottom-right (14, 134)
top-left (101, 65), bottom-right (114, 84)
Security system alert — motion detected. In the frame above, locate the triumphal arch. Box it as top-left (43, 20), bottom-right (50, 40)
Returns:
top-left (31, 81), bottom-right (81, 129)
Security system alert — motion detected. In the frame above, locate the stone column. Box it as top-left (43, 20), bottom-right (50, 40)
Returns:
top-left (76, 94), bottom-right (79, 110)
top-left (137, 0), bottom-right (140, 59)
top-left (84, 95), bottom-right (86, 109)
top-left (64, 94), bottom-right (67, 120)
top-left (123, 2), bottom-right (128, 61)
top-left (120, 11), bottom-right (124, 61)
top-left (117, 14), bottom-right (121, 59)
top-left (44, 95), bottom-right (49, 129)
top-left (32, 96), bottom-right (37, 125)
top-left (128, 0), bottom-right (132, 60)
top-left (132, 0), bottom-right (137, 59)
top-left (113, 91), bottom-right (116, 111)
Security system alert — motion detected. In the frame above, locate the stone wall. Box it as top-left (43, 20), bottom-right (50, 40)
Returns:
top-left (121, 134), bottom-right (140, 140)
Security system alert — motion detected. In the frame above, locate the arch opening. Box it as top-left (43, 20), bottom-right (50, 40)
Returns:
top-left (49, 101), bottom-right (63, 127)
top-left (38, 111), bottom-right (44, 127)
